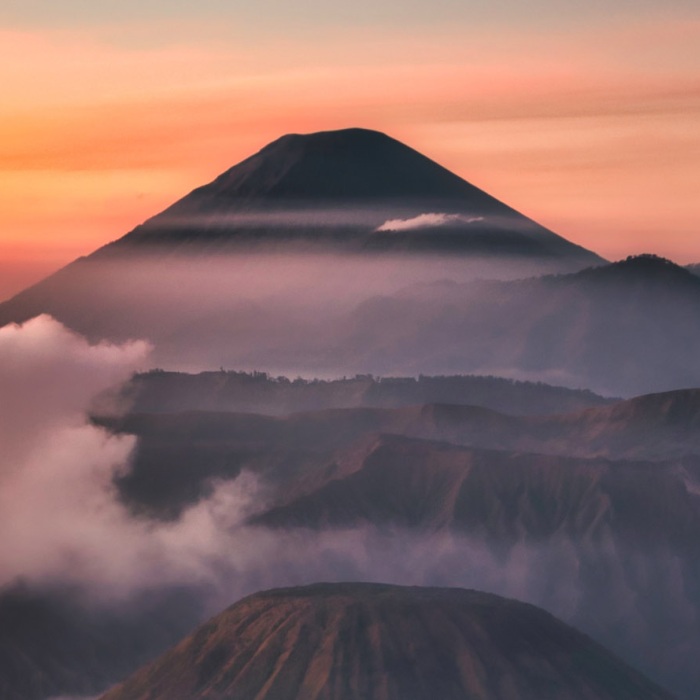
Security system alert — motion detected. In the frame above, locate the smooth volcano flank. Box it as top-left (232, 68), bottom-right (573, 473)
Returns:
top-left (100, 127), bottom-right (603, 262)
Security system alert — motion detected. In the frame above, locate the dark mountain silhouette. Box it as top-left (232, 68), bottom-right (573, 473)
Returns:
top-left (159, 127), bottom-right (516, 205)
top-left (98, 583), bottom-right (674, 700)
top-left (571, 253), bottom-right (697, 291)
top-left (687, 263), bottom-right (700, 276)
top-left (103, 128), bottom-right (603, 261)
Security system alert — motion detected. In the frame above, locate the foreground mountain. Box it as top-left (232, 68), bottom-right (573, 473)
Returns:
top-left (99, 583), bottom-right (674, 700)
top-left (5, 383), bottom-right (700, 699)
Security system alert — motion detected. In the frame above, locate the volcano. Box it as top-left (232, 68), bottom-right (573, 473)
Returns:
top-left (98, 583), bottom-right (673, 700)
top-left (99, 127), bottom-right (604, 262)
top-left (0, 128), bottom-right (605, 369)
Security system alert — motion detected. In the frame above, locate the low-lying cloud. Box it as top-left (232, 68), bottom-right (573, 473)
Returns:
top-left (0, 316), bottom-right (150, 593)
top-left (0, 316), bottom-right (271, 600)
top-left (376, 212), bottom-right (484, 231)
top-left (0, 315), bottom-right (149, 468)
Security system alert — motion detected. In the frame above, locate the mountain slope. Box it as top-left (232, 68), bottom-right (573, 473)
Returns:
top-left (98, 583), bottom-right (674, 700)
top-left (251, 434), bottom-right (700, 546)
top-left (332, 255), bottom-right (700, 395)
top-left (91, 402), bottom-right (700, 699)
top-left (102, 386), bottom-right (700, 518)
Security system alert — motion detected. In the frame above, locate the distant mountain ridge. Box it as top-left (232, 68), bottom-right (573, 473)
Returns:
top-left (1, 254), bottom-right (697, 396)
top-left (332, 254), bottom-right (700, 395)
top-left (104, 370), bottom-right (611, 418)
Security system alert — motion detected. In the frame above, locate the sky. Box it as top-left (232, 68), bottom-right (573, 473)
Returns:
top-left (0, 0), bottom-right (698, 299)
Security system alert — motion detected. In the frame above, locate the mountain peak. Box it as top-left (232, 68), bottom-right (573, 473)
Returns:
top-left (164, 126), bottom-right (504, 210)
top-left (263, 127), bottom-right (395, 151)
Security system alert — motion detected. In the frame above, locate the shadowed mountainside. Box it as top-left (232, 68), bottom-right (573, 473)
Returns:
top-left (95, 395), bottom-right (700, 700)
top-left (102, 386), bottom-right (700, 518)
top-left (251, 434), bottom-right (700, 547)
top-left (329, 255), bottom-right (700, 395)
top-left (98, 583), bottom-right (674, 700)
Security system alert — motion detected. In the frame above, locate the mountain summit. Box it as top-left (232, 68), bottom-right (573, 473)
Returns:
top-left (160, 127), bottom-right (525, 207)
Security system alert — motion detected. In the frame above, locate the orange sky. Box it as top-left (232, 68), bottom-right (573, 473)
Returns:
top-left (1, 13), bottom-right (698, 299)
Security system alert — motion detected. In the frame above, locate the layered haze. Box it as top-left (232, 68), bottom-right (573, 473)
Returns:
top-left (2, 318), bottom-right (700, 698)
top-left (2, 1), bottom-right (699, 697)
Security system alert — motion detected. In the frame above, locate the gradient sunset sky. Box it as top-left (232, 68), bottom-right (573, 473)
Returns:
top-left (1, 0), bottom-right (698, 298)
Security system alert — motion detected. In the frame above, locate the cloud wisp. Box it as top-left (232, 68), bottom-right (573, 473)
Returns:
top-left (376, 212), bottom-right (485, 232)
